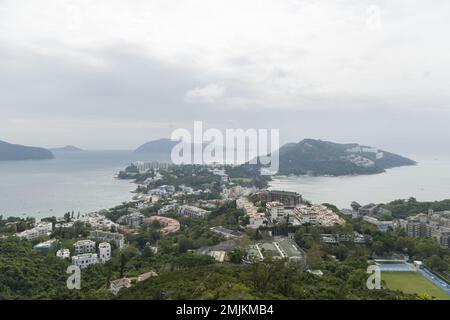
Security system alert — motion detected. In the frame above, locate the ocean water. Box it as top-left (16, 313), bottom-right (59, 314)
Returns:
top-left (1, 151), bottom-right (450, 218)
top-left (0, 151), bottom-right (161, 218)
top-left (269, 154), bottom-right (450, 209)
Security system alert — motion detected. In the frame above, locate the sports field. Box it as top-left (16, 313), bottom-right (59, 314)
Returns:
top-left (382, 272), bottom-right (450, 300)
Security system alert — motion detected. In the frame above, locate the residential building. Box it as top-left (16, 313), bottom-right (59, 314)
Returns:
top-left (144, 216), bottom-right (180, 234)
top-left (293, 204), bottom-right (343, 226)
top-left (110, 278), bottom-right (131, 295)
top-left (56, 248), bottom-right (71, 259)
top-left (17, 222), bottom-right (53, 240)
top-left (266, 201), bottom-right (285, 220)
top-left (89, 230), bottom-right (125, 249)
top-left (137, 271), bottom-right (158, 282)
top-left (262, 190), bottom-right (302, 207)
top-left (72, 253), bottom-right (98, 269)
top-left (237, 197), bottom-right (267, 229)
top-left (358, 203), bottom-right (379, 216)
top-left (98, 242), bottom-right (111, 263)
top-left (178, 205), bottom-right (210, 218)
top-left (77, 211), bottom-right (119, 230)
top-left (362, 216), bottom-right (393, 232)
top-left (117, 212), bottom-right (145, 227)
top-left (406, 219), bottom-right (431, 238)
top-left (74, 239), bottom-right (96, 254)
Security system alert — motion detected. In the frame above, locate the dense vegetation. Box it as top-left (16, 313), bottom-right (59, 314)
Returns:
top-left (248, 139), bottom-right (416, 176)
top-left (381, 197), bottom-right (450, 219)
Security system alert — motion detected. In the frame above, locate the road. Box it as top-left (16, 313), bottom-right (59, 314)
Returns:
top-left (418, 267), bottom-right (450, 295)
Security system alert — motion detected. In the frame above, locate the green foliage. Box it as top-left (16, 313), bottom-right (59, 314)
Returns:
top-left (381, 197), bottom-right (450, 219)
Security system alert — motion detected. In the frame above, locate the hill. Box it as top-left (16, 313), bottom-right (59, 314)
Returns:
top-left (268, 139), bottom-right (416, 176)
top-left (134, 138), bottom-right (179, 154)
top-left (0, 140), bottom-right (54, 161)
top-left (50, 145), bottom-right (83, 152)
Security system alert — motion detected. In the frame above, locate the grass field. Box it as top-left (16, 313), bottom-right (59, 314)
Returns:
top-left (382, 272), bottom-right (450, 300)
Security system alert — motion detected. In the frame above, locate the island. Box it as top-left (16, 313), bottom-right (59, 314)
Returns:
top-left (50, 145), bottom-right (83, 152)
top-left (262, 138), bottom-right (416, 176)
top-left (0, 140), bottom-right (54, 161)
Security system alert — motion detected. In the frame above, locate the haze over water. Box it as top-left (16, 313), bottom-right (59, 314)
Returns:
top-left (0, 151), bottom-right (142, 218)
top-left (269, 154), bottom-right (450, 208)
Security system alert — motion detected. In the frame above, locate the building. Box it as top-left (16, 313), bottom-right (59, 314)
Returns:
top-left (137, 271), bottom-right (158, 282)
top-left (89, 230), bottom-right (125, 249)
top-left (74, 239), bottom-right (96, 254)
top-left (34, 239), bottom-right (59, 253)
top-left (144, 216), bottom-right (180, 234)
top-left (237, 197), bottom-right (267, 229)
top-left (362, 216), bottom-right (393, 232)
top-left (293, 204), bottom-right (343, 226)
top-left (210, 226), bottom-right (243, 239)
top-left (358, 203), bottom-right (379, 216)
top-left (265, 190), bottom-right (302, 207)
top-left (266, 201), bottom-right (285, 221)
top-left (406, 219), bottom-right (432, 238)
top-left (55, 222), bottom-right (74, 228)
top-left (72, 253), bottom-right (99, 269)
top-left (117, 212), bottom-right (145, 227)
top-left (208, 250), bottom-right (226, 262)
top-left (98, 242), bottom-right (112, 263)
top-left (77, 211), bottom-right (119, 230)
top-left (110, 278), bottom-right (131, 295)
top-left (178, 205), bottom-right (210, 218)
top-left (250, 238), bottom-right (305, 264)
top-left (17, 222), bottom-right (53, 240)
top-left (56, 248), bottom-right (71, 259)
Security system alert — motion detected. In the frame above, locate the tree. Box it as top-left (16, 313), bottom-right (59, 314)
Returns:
top-left (229, 248), bottom-right (245, 264)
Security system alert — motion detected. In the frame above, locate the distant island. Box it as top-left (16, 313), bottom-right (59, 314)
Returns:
top-left (50, 145), bottom-right (83, 152)
top-left (0, 140), bottom-right (54, 161)
top-left (271, 139), bottom-right (416, 176)
top-left (135, 138), bottom-right (178, 154)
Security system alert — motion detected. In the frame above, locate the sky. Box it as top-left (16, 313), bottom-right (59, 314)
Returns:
top-left (0, 0), bottom-right (450, 156)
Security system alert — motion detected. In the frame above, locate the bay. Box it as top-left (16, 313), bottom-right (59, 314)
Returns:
top-left (269, 154), bottom-right (450, 209)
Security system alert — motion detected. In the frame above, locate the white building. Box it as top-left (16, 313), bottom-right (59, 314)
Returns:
top-left (137, 271), bottom-right (158, 282)
top-left (266, 201), bottom-right (285, 220)
top-left (74, 239), bottom-right (96, 254)
top-left (56, 249), bottom-right (71, 259)
top-left (117, 212), bottom-right (145, 227)
top-left (293, 204), bottom-right (343, 226)
top-left (17, 222), bottom-right (53, 240)
top-left (98, 242), bottom-right (112, 263)
top-left (72, 253), bottom-right (99, 269)
top-left (55, 222), bottom-right (74, 228)
top-left (178, 205), bottom-right (210, 218)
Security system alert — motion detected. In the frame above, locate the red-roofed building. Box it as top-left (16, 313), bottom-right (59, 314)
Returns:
top-left (110, 278), bottom-right (131, 296)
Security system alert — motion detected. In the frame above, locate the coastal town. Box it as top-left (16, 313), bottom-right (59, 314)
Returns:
top-left (1, 161), bottom-right (450, 299)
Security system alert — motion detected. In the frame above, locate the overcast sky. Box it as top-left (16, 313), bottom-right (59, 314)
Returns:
top-left (1, 0), bottom-right (449, 155)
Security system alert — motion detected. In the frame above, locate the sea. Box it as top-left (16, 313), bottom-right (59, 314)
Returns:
top-left (0, 151), bottom-right (449, 219)
top-left (0, 151), bottom-right (166, 219)
top-left (269, 154), bottom-right (450, 209)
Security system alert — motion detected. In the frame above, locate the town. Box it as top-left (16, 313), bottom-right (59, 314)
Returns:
top-left (0, 161), bottom-right (449, 300)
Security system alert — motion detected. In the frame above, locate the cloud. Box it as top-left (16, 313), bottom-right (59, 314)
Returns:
top-left (0, 0), bottom-right (450, 151)
top-left (184, 83), bottom-right (226, 104)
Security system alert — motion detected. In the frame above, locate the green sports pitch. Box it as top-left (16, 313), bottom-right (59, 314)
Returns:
top-left (382, 272), bottom-right (450, 300)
